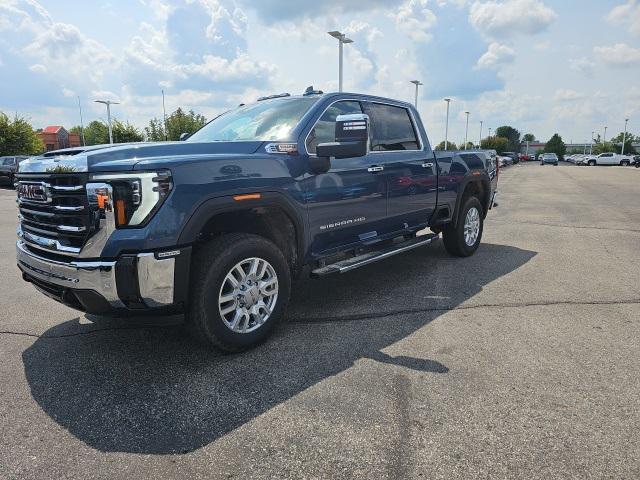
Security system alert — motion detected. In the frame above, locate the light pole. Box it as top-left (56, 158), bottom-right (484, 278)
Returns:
top-left (162, 89), bottom-right (168, 141)
top-left (444, 98), bottom-right (451, 150)
top-left (479, 120), bottom-right (483, 148)
top-left (77, 96), bottom-right (85, 146)
top-left (622, 118), bottom-right (629, 155)
top-left (410, 80), bottom-right (423, 108)
top-left (464, 111), bottom-right (470, 150)
top-left (488, 127), bottom-right (492, 141)
top-left (328, 31), bottom-right (354, 92)
top-left (95, 100), bottom-right (119, 144)
top-left (603, 126), bottom-right (608, 149)
top-left (590, 131), bottom-right (594, 155)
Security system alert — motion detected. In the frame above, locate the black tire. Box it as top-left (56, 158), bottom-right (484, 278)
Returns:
top-left (186, 233), bottom-right (291, 352)
top-left (621, 161), bottom-right (630, 167)
top-left (588, 160), bottom-right (596, 166)
top-left (442, 196), bottom-right (484, 258)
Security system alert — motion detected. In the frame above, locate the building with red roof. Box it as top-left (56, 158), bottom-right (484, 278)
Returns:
top-left (37, 126), bottom-right (81, 152)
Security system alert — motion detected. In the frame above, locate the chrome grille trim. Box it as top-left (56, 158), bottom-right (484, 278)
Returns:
top-left (16, 174), bottom-right (91, 259)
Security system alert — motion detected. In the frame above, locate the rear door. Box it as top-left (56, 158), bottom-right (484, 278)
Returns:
top-left (599, 153), bottom-right (614, 165)
top-left (363, 102), bottom-right (437, 230)
top-left (302, 100), bottom-right (390, 255)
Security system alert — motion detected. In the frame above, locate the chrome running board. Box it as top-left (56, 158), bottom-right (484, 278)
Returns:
top-left (311, 233), bottom-right (439, 277)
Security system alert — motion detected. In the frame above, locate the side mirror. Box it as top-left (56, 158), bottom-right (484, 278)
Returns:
top-left (179, 132), bottom-right (190, 141)
top-left (316, 113), bottom-right (370, 160)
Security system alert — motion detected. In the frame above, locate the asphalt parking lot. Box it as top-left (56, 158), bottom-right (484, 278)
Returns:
top-left (1, 163), bottom-right (639, 479)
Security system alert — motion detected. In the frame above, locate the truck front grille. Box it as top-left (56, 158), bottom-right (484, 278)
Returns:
top-left (17, 174), bottom-right (91, 257)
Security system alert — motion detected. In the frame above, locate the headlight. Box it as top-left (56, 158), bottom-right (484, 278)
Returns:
top-left (89, 171), bottom-right (172, 228)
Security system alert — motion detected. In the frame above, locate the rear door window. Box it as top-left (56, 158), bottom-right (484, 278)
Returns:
top-left (306, 100), bottom-right (363, 154)
top-left (366, 103), bottom-right (419, 151)
top-left (2, 157), bottom-right (15, 166)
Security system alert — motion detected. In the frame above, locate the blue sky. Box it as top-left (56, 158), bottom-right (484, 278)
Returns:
top-left (1, 0), bottom-right (639, 145)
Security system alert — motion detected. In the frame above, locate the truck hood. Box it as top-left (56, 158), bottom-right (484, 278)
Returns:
top-left (19, 141), bottom-right (265, 173)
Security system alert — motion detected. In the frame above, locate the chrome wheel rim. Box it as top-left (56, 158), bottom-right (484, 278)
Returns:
top-left (463, 207), bottom-right (480, 247)
top-left (218, 257), bottom-right (278, 334)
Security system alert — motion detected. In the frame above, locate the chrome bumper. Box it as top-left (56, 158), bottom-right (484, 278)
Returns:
top-left (17, 240), bottom-right (177, 310)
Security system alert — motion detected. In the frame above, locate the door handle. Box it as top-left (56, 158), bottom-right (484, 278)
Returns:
top-left (367, 165), bottom-right (384, 173)
top-left (422, 162), bottom-right (434, 168)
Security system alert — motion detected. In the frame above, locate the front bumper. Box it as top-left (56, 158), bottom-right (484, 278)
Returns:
top-left (17, 240), bottom-right (190, 315)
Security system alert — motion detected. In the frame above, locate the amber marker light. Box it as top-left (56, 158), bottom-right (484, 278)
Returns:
top-left (233, 193), bottom-right (262, 201)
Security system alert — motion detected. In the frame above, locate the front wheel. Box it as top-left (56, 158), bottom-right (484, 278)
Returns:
top-left (621, 160), bottom-right (630, 167)
top-left (442, 196), bottom-right (484, 257)
top-left (588, 160), bottom-right (596, 166)
top-left (186, 233), bottom-right (291, 352)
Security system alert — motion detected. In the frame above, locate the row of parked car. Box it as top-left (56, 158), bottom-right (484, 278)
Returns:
top-left (565, 153), bottom-right (639, 166)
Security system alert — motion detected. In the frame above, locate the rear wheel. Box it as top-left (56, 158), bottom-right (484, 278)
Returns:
top-left (442, 196), bottom-right (484, 257)
top-left (186, 233), bottom-right (291, 352)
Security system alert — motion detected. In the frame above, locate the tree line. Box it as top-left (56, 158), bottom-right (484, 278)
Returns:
top-left (70, 108), bottom-right (208, 145)
top-left (0, 108), bottom-right (209, 155)
top-left (434, 125), bottom-right (637, 159)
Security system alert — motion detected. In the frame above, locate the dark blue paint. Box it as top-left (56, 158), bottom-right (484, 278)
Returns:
top-left (82, 93), bottom-right (495, 261)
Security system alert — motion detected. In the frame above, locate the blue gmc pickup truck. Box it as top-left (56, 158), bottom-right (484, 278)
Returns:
top-left (16, 89), bottom-right (497, 351)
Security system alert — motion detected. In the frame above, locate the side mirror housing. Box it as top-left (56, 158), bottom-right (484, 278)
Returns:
top-left (179, 132), bottom-right (190, 141)
top-left (316, 113), bottom-right (370, 160)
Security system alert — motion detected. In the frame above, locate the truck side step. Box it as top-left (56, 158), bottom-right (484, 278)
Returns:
top-left (311, 233), bottom-right (440, 277)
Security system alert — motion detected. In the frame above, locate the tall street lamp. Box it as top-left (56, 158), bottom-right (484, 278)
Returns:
top-left (603, 126), bottom-right (608, 148)
top-left (410, 80), bottom-right (423, 108)
top-left (464, 111), bottom-right (470, 150)
top-left (95, 100), bottom-right (119, 144)
top-left (479, 120), bottom-right (483, 148)
top-left (444, 98), bottom-right (451, 150)
top-left (488, 127), bottom-right (492, 141)
top-left (590, 131), bottom-right (594, 155)
top-left (77, 96), bottom-right (85, 146)
top-left (162, 89), bottom-right (168, 141)
top-left (622, 118), bottom-right (629, 155)
top-left (328, 31), bottom-right (354, 92)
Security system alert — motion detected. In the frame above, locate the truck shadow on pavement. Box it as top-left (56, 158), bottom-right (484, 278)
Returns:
top-left (22, 242), bottom-right (535, 454)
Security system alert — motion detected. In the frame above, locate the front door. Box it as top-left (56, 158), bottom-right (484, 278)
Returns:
top-left (302, 100), bottom-right (390, 255)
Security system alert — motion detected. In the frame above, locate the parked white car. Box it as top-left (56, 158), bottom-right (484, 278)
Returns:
top-left (583, 153), bottom-right (634, 166)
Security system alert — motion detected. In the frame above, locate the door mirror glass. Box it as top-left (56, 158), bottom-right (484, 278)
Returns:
top-left (316, 113), bottom-right (370, 159)
top-left (179, 132), bottom-right (190, 141)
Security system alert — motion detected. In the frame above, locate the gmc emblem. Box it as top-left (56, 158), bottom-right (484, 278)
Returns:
top-left (18, 182), bottom-right (49, 203)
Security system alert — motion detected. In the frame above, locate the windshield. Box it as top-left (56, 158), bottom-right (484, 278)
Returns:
top-left (187, 97), bottom-right (319, 143)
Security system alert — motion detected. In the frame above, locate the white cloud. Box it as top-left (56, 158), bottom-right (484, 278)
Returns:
top-left (389, 0), bottom-right (437, 42)
top-left (469, 0), bottom-right (557, 38)
top-left (553, 89), bottom-right (584, 101)
top-left (606, 0), bottom-right (640, 36)
top-left (569, 57), bottom-right (596, 75)
top-left (476, 42), bottom-right (515, 68)
top-left (28, 63), bottom-right (46, 73)
top-left (594, 43), bottom-right (640, 67)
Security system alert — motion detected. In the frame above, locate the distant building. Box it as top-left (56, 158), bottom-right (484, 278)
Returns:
top-left (520, 142), bottom-right (546, 154)
top-left (37, 126), bottom-right (81, 152)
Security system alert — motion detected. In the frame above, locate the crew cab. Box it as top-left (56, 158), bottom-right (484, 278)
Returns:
top-left (16, 90), bottom-right (498, 351)
top-left (583, 152), bottom-right (634, 166)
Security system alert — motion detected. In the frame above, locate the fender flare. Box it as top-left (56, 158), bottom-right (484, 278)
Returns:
top-left (177, 191), bottom-right (307, 265)
top-left (451, 172), bottom-right (492, 227)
